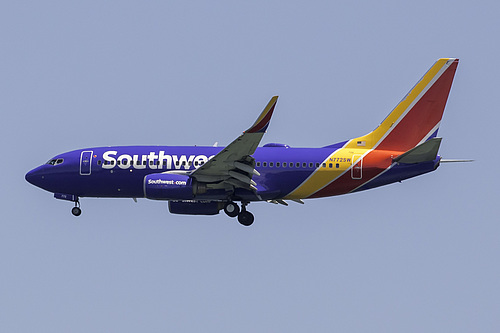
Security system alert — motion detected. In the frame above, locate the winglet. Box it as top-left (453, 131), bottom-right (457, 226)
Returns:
top-left (246, 96), bottom-right (278, 133)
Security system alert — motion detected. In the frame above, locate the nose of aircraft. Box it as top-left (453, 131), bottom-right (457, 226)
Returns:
top-left (25, 165), bottom-right (46, 188)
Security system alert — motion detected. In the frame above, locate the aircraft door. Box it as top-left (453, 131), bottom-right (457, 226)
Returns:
top-left (80, 151), bottom-right (93, 175)
top-left (351, 154), bottom-right (363, 179)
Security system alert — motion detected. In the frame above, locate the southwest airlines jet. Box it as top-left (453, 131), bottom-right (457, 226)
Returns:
top-left (26, 58), bottom-right (464, 226)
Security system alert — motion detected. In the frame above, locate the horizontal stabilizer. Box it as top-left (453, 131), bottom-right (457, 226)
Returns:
top-left (393, 138), bottom-right (442, 164)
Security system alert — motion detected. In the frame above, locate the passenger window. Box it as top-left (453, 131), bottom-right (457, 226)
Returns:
top-left (97, 160), bottom-right (102, 165)
top-left (315, 163), bottom-right (319, 168)
top-left (329, 163), bottom-right (333, 168)
top-left (296, 162), bottom-right (300, 168)
top-left (276, 162), bottom-right (280, 168)
top-left (309, 163), bottom-right (313, 168)
top-left (263, 162), bottom-right (268, 167)
top-left (143, 160), bottom-right (147, 165)
top-left (282, 162), bottom-right (287, 167)
top-left (336, 163), bottom-right (340, 168)
top-left (256, 162), bottom-right (261, 167)
top-left (302, 163), bottom-right (306, 168)
top-left (322, 163), bottom-right (326, 168)
top-left (270, 162), bottom-right (274, 167)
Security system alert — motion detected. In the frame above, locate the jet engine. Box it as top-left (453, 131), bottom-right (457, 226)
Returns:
top-left (168, 200), bottom-right (223, 215)
top-left (144, 173), bottom-right (194, 200)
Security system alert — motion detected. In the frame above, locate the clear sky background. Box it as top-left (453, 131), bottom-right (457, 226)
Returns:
top-left (1, 1), bottom-right (499, 332)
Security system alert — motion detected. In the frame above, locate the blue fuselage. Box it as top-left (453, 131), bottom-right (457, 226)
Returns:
top-left (26, 145), bottom-right (439, 202)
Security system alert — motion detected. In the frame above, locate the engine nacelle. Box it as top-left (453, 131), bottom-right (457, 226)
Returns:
top-left (144, 173), bottom-right (194, 200)
top-left (168, 200), bottom-right (223, 215)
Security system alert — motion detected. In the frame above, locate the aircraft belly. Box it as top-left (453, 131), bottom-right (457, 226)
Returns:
top-left (353, 159), bottom-right (439, 192)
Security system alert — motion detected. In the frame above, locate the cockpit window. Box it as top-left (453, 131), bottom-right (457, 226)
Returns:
top-left (46, 158), bottom-right (64, 166)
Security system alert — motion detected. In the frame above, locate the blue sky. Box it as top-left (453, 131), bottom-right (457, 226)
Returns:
top-left (1, 1), bottom-right (499, 332)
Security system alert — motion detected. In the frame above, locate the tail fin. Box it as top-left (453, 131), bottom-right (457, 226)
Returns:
top-left (348, 58), bottom-right (459, 152)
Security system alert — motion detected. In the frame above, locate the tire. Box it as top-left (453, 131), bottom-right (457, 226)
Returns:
top-left (224, 202), bottom-right (240, 218)
top-left (237, 211), bottom-right (254, 226)
top-left (71, 207), bottom-right (82, 216)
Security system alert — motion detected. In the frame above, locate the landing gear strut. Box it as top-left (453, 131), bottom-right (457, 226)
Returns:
top-left (71, 200), bottom-right (81, 217)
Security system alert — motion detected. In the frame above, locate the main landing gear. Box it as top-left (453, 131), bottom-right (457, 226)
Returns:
top-left (224, 201), bottom-right (254, 226)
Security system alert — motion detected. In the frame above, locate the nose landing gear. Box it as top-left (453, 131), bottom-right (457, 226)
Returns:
top-left (53, 193), bottom-right (82, 217)
top-left (71, 200), bottom-right (81, 216)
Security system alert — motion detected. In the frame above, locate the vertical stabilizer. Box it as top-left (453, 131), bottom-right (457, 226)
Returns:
top-left (348, 58), bottom-right (458, 152)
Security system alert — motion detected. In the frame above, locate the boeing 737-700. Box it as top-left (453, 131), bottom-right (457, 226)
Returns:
top-left (26, 58), bottom-right (465, 226)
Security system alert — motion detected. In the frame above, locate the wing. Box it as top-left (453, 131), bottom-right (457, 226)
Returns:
top-left (190, 96), bottom-right (278, 191)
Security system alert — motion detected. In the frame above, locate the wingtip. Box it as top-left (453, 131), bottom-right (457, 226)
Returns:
top-left (246, 96), bottom-right (279, 133)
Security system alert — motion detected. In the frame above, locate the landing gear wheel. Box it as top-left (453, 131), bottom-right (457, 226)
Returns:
top-left (71, 206), bottom-right (82, 216)
top-left (224, 202), bottom-right (240, 218)
top-left (237, 211), bottom-right (254, 226)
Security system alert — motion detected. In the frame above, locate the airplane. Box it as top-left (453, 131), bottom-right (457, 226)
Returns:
top-left (26, 58), bottom-right (467, 226)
